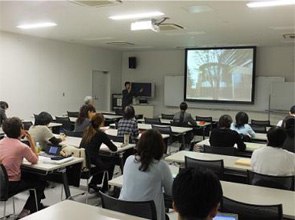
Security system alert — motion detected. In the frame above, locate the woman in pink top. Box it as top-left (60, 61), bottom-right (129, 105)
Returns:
top-left (0, 117), bottom-right (46, 219)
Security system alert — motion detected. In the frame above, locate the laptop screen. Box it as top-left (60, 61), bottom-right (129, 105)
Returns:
top-left (48, 146), bottom-right (60, 155)
top-left (214, 213), bottom-right (238, 220)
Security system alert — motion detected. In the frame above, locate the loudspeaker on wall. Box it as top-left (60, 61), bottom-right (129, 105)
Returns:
top-left (129, 57), bottom-right (137, 69)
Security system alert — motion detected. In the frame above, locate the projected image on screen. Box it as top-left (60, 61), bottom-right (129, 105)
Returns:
top-left (185, 47), bottom-right (255, 103)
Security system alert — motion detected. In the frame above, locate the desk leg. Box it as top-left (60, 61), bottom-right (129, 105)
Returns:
top-left (119, 153), bottom-right (124, 174)
top-left (61, 168), bottom-right (71, 199)
top-left (181, 134), bottom-right (185, 150)
top-left (202, 127), bottom-right (205, 140)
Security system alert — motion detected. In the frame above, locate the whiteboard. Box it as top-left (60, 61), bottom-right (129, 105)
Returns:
top-left (164, 75), bottom-right (184, 107)
top-left (164, 75), bottom-right (285, 112)
top-left (270, 82), bottom-right (295, 111)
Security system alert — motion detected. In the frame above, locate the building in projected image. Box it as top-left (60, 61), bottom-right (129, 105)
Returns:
top-left (186, 48), bottom-right (254, 102)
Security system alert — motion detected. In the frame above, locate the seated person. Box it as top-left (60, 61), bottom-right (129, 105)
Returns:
top-left (173, 168), bottom-right (223, 220)
top-left (251, 126), bottom-right (295, 176)
top-left (210, 115), bottom-right (246, 151)
top-left (230, 111), bottom-right (255, 138)
top-left (74, 104), bottom-right (96, 132)
top-left (84, 96), bottom-right (93, 106)
top-left (277, 105), bottom-right (295, 127)
top-left (283, 117), bottom-right (295, 153)
top-left (0, 118), bottom-right (46, 218)
top-left (79, 113), bottom-right (117, 192)
top-left (119, 129), bottom-right (173, 220)
top-left (117, 105), bottom-right (139, 142)
top-left (173, 102), bottom-right (197, 126)
top-left (0, 101), bottom-right (8, 126)
top-left (29, 112), bottom-right (65, 151)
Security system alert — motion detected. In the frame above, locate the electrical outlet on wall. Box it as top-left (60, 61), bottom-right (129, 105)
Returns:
top-left (62, 92), bottom-right (65, 97)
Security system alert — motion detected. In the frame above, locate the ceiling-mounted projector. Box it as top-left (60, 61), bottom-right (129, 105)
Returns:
top-left (131, 19), bottom-right (159, 32)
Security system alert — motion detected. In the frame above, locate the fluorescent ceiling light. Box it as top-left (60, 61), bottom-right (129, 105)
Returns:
top-left (247, 0), bottom-right (295, 8)
top-left (17, 22), bottom-right (57, 29)
top-left (131, 20), bottom-right (153, 31)
top-left (109, 11), bottom-right (164, 20)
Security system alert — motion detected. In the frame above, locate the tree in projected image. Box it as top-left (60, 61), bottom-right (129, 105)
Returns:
top-left (187, 49), bottom-right (253, 101)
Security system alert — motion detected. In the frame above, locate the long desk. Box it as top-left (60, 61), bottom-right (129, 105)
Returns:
top-left (22, 157), bottom-right (83, 199)
top-left (105, 128), bottom-right (170, 140)
top-left (109, 165), bottom-right (295, 219)
top-left (165, 151), bottom-right (250, 172)
top-left (22, 200), bottom-right (147, 220)
top-left (194, 139), bottom-right (266, 153)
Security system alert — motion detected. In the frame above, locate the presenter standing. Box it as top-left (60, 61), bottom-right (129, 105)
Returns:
top-left (122, 82), bottom-right (143, 110)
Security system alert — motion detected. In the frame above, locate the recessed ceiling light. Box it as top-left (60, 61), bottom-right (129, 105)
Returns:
top-left (247, 0), bottom-right (295, 8)
top-left (17, 22), bottom-right (57, 29)
top-left (184, 5), bottom-right (214, 14)
top-left (109, 11), bottom-right (164, 20)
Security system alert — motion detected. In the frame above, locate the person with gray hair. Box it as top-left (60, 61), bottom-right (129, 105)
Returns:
top-left (84, 96), bottom-right (93, 105)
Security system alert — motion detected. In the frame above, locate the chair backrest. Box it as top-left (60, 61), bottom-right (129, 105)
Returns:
top-left (247, 170), bottom-right (295, 191)
top-left (55, 116), bottom-right (72, 131)
top-left (144, 117), bottom-right (161, 125)
top-left (108, 134), bottom-right (124, 143)
top-left (23, 121), bottom-right (33, 130)
top-left (67, 111), bottom-right (79, 118)
top-left (0, 164), bottom-right (9, 201)
top-left (196, 116), bottom-right (213, 123)
top-left (151, 124), bottom-right (172, 135)
top-left (184, 156), bottom-right (224, 179)
top-left (170, 121), bottom-right (189, 127)
top-left (251, 120), bottom-right (271, 126)
top-left (161, 114), bottom-right (174, 120)
top-left (100, 192), bottom-right (157, 220)
top-left (251, 124), bottom-right (267, 133)
top-left (203, 145), bottom-right (236, 156)
top-left (64, 130), bottom-right (83, 137)
top-left (221, 196), bottom-right (283, 220)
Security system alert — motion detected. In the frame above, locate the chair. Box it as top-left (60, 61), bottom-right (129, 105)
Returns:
top-left (144, 117), bottom-right (161, 125)
top-left (64, 130), bottom-right (83, 137)
top-left (251, 120), bottom-right (271, 133)
top-left (221, 196), bottom-right (283, 220)
top-left (55, 116), bottom-right (72, 131)
top-left (247, 170), bottom-right (295, 191)
top-left (23, 121), bottom-right (33, 130)
top-left (107, 134), bottom-right (124, 143)
top-left (161, 114), bottom-right (174, 120)
top-left (170, 121), bottom-right (189, 127)
top-left (203, 145), bottom-right (237, 156)
top-left (0, 164), bottom-right (38, 219)
top-left (151, 124), bottom-right (172, 135)
top-left (67, 111), bottom-right (79, 118)
top-left (100, 192), bottom-right (157, 220)
top-left (196, 116), bottom-right (213, 139)
top-left (185, 156), bottom-right (224, 179)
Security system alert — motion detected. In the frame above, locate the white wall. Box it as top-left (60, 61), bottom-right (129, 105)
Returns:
top-left (0, 31), bottom-right (122, 120)
top-left (121, 46), bottom-right (295, 124)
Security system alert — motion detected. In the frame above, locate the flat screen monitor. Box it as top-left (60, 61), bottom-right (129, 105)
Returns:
top-left (185, 46), bottom-right (256, 104)
top-left (131, 82), bottom-right (154, 98)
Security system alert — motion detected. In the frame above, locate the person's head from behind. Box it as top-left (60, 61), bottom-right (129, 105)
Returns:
top-left (289, 105), bottom-right (295, 116)
top-left (35, 112), bottom-right (53, 126)
top-left (0, 101), bottom-right (9, 110)
top-left (3, 117), bottom-right (23, 139)
top-left (173, 168), bottom-right (223, 220)
top-left (125, 81), bottom-right (131, 90)
top-left (218, 114), bottom-right (232, 128)
top-left (82, 113), bottom-right (105, 143)
top-left (79, 105), bottom-right (96, 119)
top-left (267, 126), bottom-right (286, 148)
top-left (123, 105), bottom-right (135, 120)
top-left (235, 112), bottom-right (249, 128)
top-left (136, 129), bottom-right (165, 171)
top-left (84, 96), bottom-right (93, 105)
top-left (180, 102), bottom-right (188, 112)
top-left (284, 117), bottom-right (295, 138)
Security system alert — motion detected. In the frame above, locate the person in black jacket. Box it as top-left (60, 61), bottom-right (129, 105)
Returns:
top-left (0, 101), bottom-right (8, 126)
top-left (80, 113), bottom-right (117, 191)
top-left (283, 117), bottom-right (295, 153)
top-left (210, 114), bottom-right (246, 151)
top-left (122, 82), bottom-right (143, 110)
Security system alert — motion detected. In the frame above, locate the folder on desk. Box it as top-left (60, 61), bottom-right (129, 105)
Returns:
top-left (235, 158), bottom-right (251, 167)
top-left (40, 156), bottom-right (73, 164)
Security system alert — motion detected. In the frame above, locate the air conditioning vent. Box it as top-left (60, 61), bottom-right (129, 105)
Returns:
top-left (69, 0), bottom-right (122, 7)
top-left (159, 23), bottom-right (184, 31)
top-left (106, 41), bottom-right (134, 46)
top-left (283, 33), bottom-right (295, 40)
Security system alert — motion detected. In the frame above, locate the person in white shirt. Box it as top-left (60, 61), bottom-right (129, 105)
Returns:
top-left (251, 126), bottom-right (295, 176)
top-left (277, 105), bottom-right (295, 127)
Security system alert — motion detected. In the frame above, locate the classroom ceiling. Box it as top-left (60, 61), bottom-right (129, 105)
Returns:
top-left (0, 0), bottom-right (294, 51)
